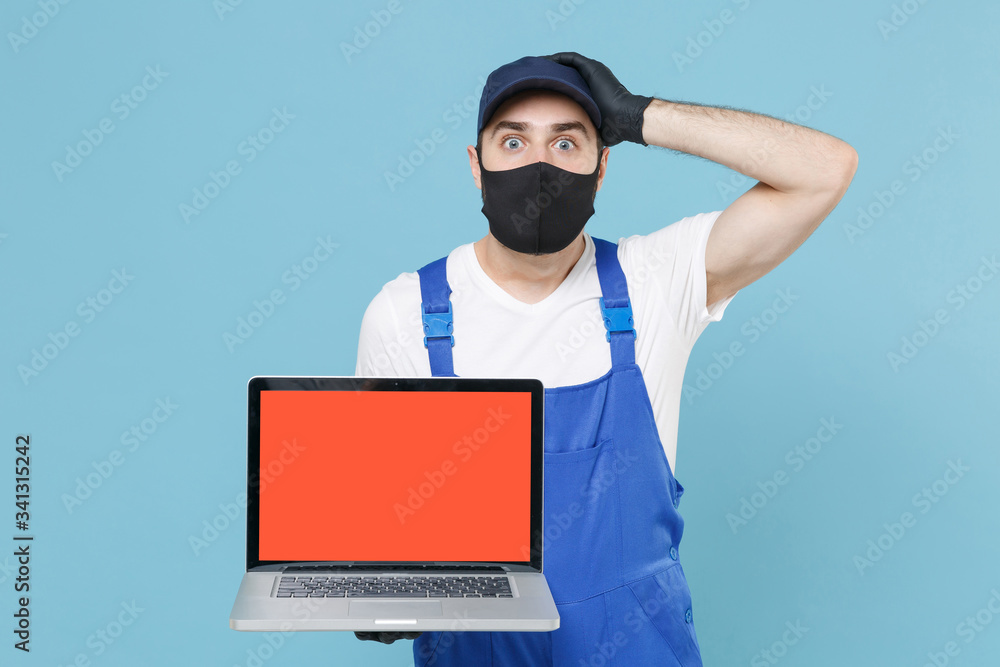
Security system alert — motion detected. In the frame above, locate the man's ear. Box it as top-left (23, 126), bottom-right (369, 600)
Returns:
top-left (595, 147), bottom-right (609, 193)
top-left (468, 145), bottom-right (482, 190)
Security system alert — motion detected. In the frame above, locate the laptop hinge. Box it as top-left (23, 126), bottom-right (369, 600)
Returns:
top-left (281, 564), bottom-right (509, 574)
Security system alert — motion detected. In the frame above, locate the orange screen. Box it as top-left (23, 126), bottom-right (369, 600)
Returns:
top-left (258, 390), bottom-right (532, 562)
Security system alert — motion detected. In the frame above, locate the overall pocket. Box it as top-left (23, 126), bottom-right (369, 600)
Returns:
top-left (542, 438), bottom-right (623, 603)
top-left (613, 563), bottom-right (702, 666)
top-left (543, 371), bottom-right (609, 454)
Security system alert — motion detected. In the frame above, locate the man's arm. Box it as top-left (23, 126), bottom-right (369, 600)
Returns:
top-left (641, 100), bottom-right (858, 309)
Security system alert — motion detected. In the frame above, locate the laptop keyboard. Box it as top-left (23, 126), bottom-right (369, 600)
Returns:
top-left (276, 575), bottom-right (514, 598)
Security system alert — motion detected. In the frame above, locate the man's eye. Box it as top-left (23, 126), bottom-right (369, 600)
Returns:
top-left (504, 138), bottom-right (522, 150)
top-left (556, 139), bottom-right (573, 150)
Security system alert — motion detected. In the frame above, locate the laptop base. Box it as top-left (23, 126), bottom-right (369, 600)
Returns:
top-left (230, 572), bottom-right (559, 632)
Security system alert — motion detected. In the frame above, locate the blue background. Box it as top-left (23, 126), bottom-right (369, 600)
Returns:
top-left (2, 0), bottom-right (998, 665)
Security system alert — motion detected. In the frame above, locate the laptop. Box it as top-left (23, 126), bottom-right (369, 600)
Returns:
top-left (229, 376), bottom-right (560, 632)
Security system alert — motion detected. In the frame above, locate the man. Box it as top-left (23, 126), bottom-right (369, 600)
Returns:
top-left (355, 53), bottom-right (857, 665)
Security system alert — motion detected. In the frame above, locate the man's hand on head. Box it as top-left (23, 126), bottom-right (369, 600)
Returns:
top-left (542, 52), bottom-right (653, 147)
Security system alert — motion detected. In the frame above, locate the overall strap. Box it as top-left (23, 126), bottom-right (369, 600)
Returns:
top-left (592, 237), bottom-right (637, 366)
top-left (417, 256), bottom-right (457, 377)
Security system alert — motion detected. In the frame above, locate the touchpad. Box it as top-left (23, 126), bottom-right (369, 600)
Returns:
top-left (349, 600), bottom-right (444, 618)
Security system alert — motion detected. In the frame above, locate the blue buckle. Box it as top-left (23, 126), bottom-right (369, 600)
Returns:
top-left (599, 297), bottom-right (636, 342)
top-left (422, 302), bottom-right (455, 348)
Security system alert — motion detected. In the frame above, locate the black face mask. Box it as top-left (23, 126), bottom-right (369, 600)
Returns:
top-left (477, 147), bottom-right (603, 255)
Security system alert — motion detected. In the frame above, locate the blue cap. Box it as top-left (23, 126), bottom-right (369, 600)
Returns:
top-left (477, 56), bottom-right (602, 138)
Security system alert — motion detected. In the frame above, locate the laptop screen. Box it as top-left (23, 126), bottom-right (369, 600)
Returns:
top-left (246, 377), bottom-right (543, 570)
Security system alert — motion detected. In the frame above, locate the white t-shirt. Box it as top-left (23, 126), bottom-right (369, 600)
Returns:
top-left (355, 210), bottom-right (738, 473)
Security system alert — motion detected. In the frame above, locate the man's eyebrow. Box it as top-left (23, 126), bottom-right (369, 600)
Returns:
top-left (489, 120), bottom-right (527, 139)
top-left (551, 121), bottom-right (590, 138)
top-left (489, 120), bottom-right (591, 140)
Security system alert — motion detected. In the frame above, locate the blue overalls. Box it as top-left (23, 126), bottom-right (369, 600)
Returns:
top-left (413, 238), bottom-right (703, 666)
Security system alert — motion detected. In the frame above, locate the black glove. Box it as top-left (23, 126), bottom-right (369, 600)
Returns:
top-left (543, 51), bottom-right (653, 147)
top-left (354, 631), bottom-right (422, 644)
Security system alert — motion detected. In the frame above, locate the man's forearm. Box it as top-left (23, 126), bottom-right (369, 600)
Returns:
top-left (640, 98), bottom-right (857, 195)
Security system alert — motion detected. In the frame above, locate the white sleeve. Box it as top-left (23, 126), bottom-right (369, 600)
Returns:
top-left (618, 210), bottom-right (738, 345)
top-left (354, 284), bottom-right (420, 377)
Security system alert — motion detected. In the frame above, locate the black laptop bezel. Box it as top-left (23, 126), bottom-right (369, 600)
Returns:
top-left (245, 376), bottom-right (545, 574)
